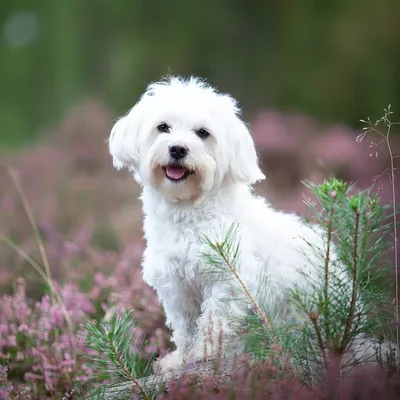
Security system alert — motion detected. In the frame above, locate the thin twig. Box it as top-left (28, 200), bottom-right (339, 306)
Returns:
top-left (359, 110), bottom-right (399, 364)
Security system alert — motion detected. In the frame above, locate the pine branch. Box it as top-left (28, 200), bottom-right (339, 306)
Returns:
top-left (203, 226), bottom-right (291, 367)
top-left (216, 242), bottom-right (270, 332)
top-left (83, 311), bottom-right (155, 400)
top-left (106, 329), bottom-right (149, 399)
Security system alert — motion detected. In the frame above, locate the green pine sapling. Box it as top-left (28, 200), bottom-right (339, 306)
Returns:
top-left (202, 178), bottom-right (394, 381)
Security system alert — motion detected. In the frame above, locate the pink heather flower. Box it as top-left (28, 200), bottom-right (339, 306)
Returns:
top-left (17, 324), bottom-right (29, 333)
top-left (38, 296), bottom-right (51, 314)
top-left (6, 336), bottom-right (16, 348)
top-left (93, 272), bottom-right (109, 287)
top-left (63, 241), bottom-right (81, 256)
top-left (24, 372), bottom-right (43, 383)
top-left (49, 305), bottom-right (65, 328)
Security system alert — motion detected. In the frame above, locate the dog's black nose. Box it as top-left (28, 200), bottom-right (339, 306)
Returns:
top-left (169, 145), bottom-right (188, 160)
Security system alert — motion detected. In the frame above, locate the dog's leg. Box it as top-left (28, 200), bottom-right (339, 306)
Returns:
top-left (186, 284), bottom-right (248, 363)
top-left (153, 289), bottom-right (200, 373)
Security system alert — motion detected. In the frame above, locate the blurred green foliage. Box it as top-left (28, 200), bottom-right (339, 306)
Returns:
top-left (1, 0), bottom-right (400, 146)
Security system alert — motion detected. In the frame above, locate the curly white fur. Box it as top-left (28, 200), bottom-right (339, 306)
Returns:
top-left (108, 76), bottom-right (386, 373)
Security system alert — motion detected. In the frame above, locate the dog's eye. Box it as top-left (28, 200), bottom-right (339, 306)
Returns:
top-left (157, 123), bottom-right (170, 133)
top-left (195, 128), bottom-right (210, 139)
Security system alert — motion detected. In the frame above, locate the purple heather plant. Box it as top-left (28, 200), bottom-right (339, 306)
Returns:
top-left (0, 273), bottom-right (166, 398)
top-left (0, 366), bottom-right (13, 400)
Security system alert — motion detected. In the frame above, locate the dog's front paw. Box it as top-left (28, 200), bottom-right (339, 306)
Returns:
top-left (185, 347), bottom-right (214, 365)
top-left (152, 351), bottom-right (184, 374)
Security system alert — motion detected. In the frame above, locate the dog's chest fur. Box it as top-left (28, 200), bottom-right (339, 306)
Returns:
top-left (138, 184), bottom-right (319, 310)
top-left (140, 187), bottom-right (238, 291)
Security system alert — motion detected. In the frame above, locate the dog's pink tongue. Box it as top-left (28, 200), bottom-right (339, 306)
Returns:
top-left (166, 166), bottom-right (187, 180)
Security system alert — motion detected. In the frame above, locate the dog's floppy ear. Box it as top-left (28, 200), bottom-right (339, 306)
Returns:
top-left (228, 116), bottom-right (265, 185)
top-left (108, 105), bottom-right (142, 171)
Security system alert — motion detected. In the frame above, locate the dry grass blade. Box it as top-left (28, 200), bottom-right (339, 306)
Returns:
top-left (1, 166), bottom-right (75, 349)
top-left (7, 167), bottom-right (56, 305)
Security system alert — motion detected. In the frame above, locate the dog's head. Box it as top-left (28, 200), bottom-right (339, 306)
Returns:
top-left (109, 76), bottom-right (265, 202)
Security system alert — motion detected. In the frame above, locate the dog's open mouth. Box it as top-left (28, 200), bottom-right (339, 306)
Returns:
top-left (163, 165), bottom-right (194, 182)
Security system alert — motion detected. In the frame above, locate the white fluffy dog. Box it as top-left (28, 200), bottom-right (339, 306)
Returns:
top-left (108, 76), bottom-right (378, 372)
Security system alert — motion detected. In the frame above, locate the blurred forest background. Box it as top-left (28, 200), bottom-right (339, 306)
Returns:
top-left (1, 0), bottom-right (400, 146)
